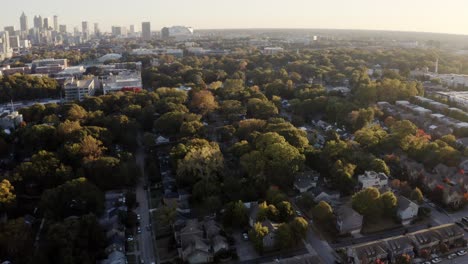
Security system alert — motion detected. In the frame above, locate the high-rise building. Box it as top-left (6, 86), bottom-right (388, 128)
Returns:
top-left (141, 22), bottom-right (151, 41)
top-left (33, 15), bottom-right (43, 29)
top-left (0, 31), bottom-right (13, 60)
top-left (20, 12), bottom-right (28, 32)
top-left (161, 27), bottom-right (170, 39)
top-left (59, 25), bottom-right (67, 33)
top-left (53, 16), bottom-right (58, 31)
top-left (129, 25), bottom-right (135, 34)
top-left (4, 27), bottom-right (15, 36)
top-left (43, 17), bottom-right (50, 30)
top-left (94, 23), bottom-right (100, 36)
top-left (82, 21), bottom-right (89, 40)
top-left (111, 26), bottom-right (127, 37)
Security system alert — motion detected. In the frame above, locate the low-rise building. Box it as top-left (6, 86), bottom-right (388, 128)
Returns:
top-left (357, 171), bottom-right (389, 190)
top-left (397, 196), bottom-right (419, 225)
top-left (335, 206), bottom-right (363, 235)
top-left (294, 170), bottom-right (319, 193)
top-left (64, 79), bottom-right (95, 102)
top-left (409, 223), bottom-right (464, 255)
top-left (0, 111), bottom-right (23, 130)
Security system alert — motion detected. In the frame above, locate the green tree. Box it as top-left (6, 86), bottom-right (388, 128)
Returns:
top-left (249, 222), bottom-right (269, 252)
top-left (410, 187), bottom-right (424, 204)
top-left (0, 179), bottom-right (15, 212)
top-left (352, 187), bottom-right (381, 218)
top-left (289, 217), bottom-right (309, 241)
top-left (313, 201), bottom-right (333, 222)
top-left (277, 201), bottom-right (294, 222)
top-left (40, 178), bottom-right (104, 219)
top-left (276, 223), bottom-right (294, 249)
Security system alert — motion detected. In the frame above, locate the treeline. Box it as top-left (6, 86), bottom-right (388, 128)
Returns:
top-left (0, 74), bottom-right (59, 103)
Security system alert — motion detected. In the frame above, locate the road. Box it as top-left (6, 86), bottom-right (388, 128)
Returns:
top-left (304, 228), bottom-right (335, 263)
top-left (135, 136), bottom-right (156, 264)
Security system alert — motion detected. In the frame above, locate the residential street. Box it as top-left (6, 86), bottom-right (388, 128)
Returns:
top-left (304, 227), bottom-right (335, 263)
top-left (135, 136), bottom-right (156, 264)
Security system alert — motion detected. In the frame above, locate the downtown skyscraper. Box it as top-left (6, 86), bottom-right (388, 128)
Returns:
top-left (20, 12), bottom-right (28, 32)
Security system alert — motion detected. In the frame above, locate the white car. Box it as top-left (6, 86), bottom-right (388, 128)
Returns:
top-left (137, 214), bottom-right (141, 220)
top-left (431, 257), bottom-right (442, 263)
top-left (457, 250), bottom-right (467, 256)
top-left (447, 253), bottom-right (457, 259)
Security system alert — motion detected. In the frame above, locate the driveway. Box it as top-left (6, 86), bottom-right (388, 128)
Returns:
top-left (233, 230), bottom-right (259, 262)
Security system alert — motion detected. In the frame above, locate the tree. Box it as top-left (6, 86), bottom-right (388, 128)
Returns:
top-left (40, 177), bottom-right (104, 219)
top-left (219, 100), bottom-right (246, 121)
top-left (395, 254), bottom-right (411, 264)
top-left (0, 179), bottom-right (15, 212)
top-left (0, 218), bottom-right (34, 264)
top-left (41, 214), bottom-right (106, 264)
top-left (156, 206), bottom-right (177, 227)
top-left (66, 104), bottom-right (87, 121)
top-left (380, 191), bottom-right (397, 217)
top-left (175, 139), bottom-right (224, 186)
top-left (289, 217), bottom-right (309, 241)
top-left (410, 187), bottom-right (424, 204)
top-left (277, 201), bottom-right (294, 222)
top-left (246, 98), bottom-right (278, 119)
top-left (15, 150), bottom-right (72, 191)
top-left (330, 160), bottom-right (356, 193)
top-left (223, 200), bottom-right (248, 228)
top-left (190, 90), bottom-right (218, 115)
top-left (371, 158), bottom-right (390, 176)
top-left (80, 135), bottom-right (106, 160)
top-left (276, 223), bottom-right (294, 249)
top-left (352, 187), bottom-right (381, 218)
top-left (249, 222), bottom-right (269, 252)
top-left (313, 201), bottom-right (333, 222)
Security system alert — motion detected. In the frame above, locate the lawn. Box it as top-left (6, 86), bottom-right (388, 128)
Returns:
top-left (126, 254), bottom-right (137, 264)
top-left (361, 217), bottom-right (401, 234)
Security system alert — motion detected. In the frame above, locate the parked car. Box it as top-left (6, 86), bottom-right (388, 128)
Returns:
top-left (456, 222), bottom-right (464, 227)
top-left (137, 214), bottom-right (141, 220)
top-left (422, 261), bottom-right (431, 264)
top-left (431, 257), bottom-right (442, 263)
top-left (457, 250), bottom-right (467, 256)
top-left (462, 217), bottom-right (468, 223)
top-left (127, 236), bottom-right (134, 242)
top-left (137, 227), bottom-right (142, 234)
top-left (448, 253), bottom-right (457, 260)
top-left (296, 210), bottom-right (303, 217)
top-left (242, 233), bottom-right (249, 241)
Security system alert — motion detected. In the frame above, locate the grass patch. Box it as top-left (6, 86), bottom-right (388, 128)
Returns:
top-left (126, 254), bottom-right (137, 264)
top-left (361, 216), bottom-right (401, 234)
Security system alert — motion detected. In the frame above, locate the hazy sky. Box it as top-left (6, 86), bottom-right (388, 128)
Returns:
top-left (2, 0), bottom-right (468, 35)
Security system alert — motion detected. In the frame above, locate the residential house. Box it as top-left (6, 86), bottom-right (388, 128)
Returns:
top-left (176, 218), bottom-right (229, 263)
top-left (397, 196), bottom-right (419, 225)
top-left (261, 220), bottom-right (280, 250)
top-left (357, 171), bottom-right (389, 190)
top-left (409, 223), bottom-right (464, 255)
top-left (347, 235), bottom-right (415, 264)
top-left (212, 235), bottom-right (229, 254)
top-left (180, 237), bottom-right (213, 264)
top-left (294, 170), bottom-right (319, 193)
top-left (335, 206), bottom-right (363, 235)
top-left (347, 240), bottom-right (388, 264)
top-left (101, 251), bottom-right (126, 264)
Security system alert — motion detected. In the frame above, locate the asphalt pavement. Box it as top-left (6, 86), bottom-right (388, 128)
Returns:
top-left (135, 137), bottom-right (156, 264)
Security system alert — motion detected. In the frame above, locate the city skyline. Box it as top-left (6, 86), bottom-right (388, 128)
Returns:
top-left (2, 0), bottom-right (468, 35)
